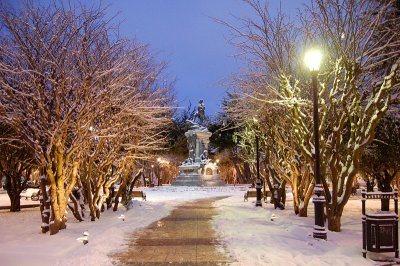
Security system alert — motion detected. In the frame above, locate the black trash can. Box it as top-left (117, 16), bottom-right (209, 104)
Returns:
top-left (362, 189), bottom-right (399, 259)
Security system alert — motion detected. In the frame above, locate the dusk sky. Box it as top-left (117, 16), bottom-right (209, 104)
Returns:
top-left (11, 0), bottom-right (304, 116)
top-left (102, 0), bottom-right (305, 116)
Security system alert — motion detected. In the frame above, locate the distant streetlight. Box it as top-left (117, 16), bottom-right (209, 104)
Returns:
top-left (305, 49), bottom-right (322, 72)
top-left (305, 48), bottom-right (327, 240)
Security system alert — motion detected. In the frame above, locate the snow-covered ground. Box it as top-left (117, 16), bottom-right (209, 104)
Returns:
top-left (0, 186), bottom-right (397, 265)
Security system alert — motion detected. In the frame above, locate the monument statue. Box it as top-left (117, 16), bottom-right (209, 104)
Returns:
top-left (172, 100), bottom-right (225, 186)
top-left (194, 99), bottom-right (206, 126)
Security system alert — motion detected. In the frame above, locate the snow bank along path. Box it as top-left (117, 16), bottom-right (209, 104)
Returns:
top-left (0, 186), bottom-right (237, 266)
top-left (0, 185), bottom-right (388, 265)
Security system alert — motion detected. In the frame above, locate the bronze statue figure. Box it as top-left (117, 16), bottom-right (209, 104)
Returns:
top-left (194, 99), bottom-right (205, 125)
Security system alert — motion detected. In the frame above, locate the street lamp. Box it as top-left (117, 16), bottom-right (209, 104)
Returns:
top-left (305, 49), bottom-right (327, 240)
top-left (156, 158), bottom-right (161, 186)
top-left (253, 117), bottom-right (262, 207)
top-left (151, 164), bottom-right (154, 187)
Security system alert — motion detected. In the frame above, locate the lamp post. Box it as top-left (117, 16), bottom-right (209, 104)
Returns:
top-left (151, 164), bottom-right (154, 187)
top-left (305, 49), bottom-right (327, 240)
top-left (253, 117), bottom-right (262, 207)
top-left (255, 136), bottom-right (262, 206)
top-left (157, 158), bottom-right (161, 186)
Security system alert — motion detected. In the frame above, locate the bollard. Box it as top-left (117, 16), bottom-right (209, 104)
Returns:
top-left (256, 179), bottom-right (262, 207)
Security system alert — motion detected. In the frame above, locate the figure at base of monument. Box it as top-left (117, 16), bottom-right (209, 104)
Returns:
top-left (200, 150), bottom-right (210, 164)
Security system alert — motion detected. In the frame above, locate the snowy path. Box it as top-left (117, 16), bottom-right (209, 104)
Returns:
top-left (113, 197), bottom-right (233, 265)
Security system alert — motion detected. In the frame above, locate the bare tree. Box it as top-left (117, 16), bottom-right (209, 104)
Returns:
top-left (222, 0), bottom-right (313, 213)
top-left (0, 1), bottom-right (174, 234)
top-left (0, 124), bottom-right (36, 211)
top-left (222, 0), bottom-right (399, 232)
top-left (295, 0), bottom-right (400, 231)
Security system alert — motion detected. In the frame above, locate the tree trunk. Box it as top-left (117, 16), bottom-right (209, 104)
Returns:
top-left (48, 207), bottom-right (67, 232)
top-left (280, 181), bottom-right (286, 205)
top-left (327, 213), bottom-right (342, 232)
top-left (114, 169), bottom-right (142, 211)
top-left (326, 204), bottom-right (344, 232)
top-left (272, 182), bottom-right (286, 210)
top-left (40, 177), bottom-right (50, 233)
top-left (263, 165), bottom-right (274, 193)
top-left (47, 165), bottom-right (68, 235)
top-left (366, 178), bottom-right (375, 192)
top-left (106, 186), bottom-right (114, 209)
top-left (292, 185), bottom-right (300, 215)
top-left (298, 181), bottom-right (314, 217)
top-left (95, 208), bottom-right (101, 219)
top-left (379, 171), bottom-right (393, 211)
top-left (4, 172), bottom-right (24, 212)
top-left (60, 216), bottom-right (67, 230)
top-left (298, 206), bottom-right (308, 217)
top-left (67, 193), bottom-right (84, 222)
top-left (85, 179), bottom-right (96, 221)
top-left (9, 191), bottom-right (21, 212)
top-left (243, 162), bottom-right (252, 183)
top-left (113, 176), bottom-right (127, 212)
top-left (50, 218), bottom-right (62, 235)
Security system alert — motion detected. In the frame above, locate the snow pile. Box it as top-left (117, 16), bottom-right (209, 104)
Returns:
top-left (212, 193), bottom-right (391, 265)
top-left (0, 186), bottom-right (239, 266)
top-left (0, 185), bottom-right (395, 265)
top-left (125, 199), bottom-right (143, 209)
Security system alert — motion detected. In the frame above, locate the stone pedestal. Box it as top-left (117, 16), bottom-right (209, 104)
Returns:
top-left (172, 126), bottom-right (225, 187)
top-left (185, 129), bottom-right (212, 163)
top-left (173, 162), bottom-right (225, 187)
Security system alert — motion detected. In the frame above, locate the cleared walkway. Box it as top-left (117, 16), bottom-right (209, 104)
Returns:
top-left (113, 197), bottom-right (232, 265)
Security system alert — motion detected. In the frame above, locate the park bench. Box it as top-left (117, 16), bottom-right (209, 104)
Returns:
top-left (131, 190), bottom-right (146, 201)
top-left (244, 190), bottom-right (272, 202)
top-left (20, 188), bottom-right (40, 200)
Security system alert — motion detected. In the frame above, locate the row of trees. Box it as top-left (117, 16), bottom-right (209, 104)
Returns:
top-left (222, 0), bottom-right (399, 231)
top-left (0, 2), bottom-right (175, 235)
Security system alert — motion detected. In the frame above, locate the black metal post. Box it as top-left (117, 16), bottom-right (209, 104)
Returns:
top-left (311, 72), bottom-right (327, 240)
top-left (158, 167), bottom-right (160, 186)
top-left (255, 136), bottom-right (262, 207)
top-left (151, 165), bottom-right (154, 187)
top-left (395, 188), bottom-right (399, 258)
top-left (362, 189), bottom-right (367, 258)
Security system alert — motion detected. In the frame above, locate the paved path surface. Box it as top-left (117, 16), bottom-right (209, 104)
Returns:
top-left (113, 197), bottom-right (232, 265)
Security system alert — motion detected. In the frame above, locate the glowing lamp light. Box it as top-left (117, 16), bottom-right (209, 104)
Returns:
top-left (305, 49), bottom-right (322, 72)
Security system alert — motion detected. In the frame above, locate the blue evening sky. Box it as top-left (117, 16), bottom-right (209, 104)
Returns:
top-left (10, 0), bottom-right (304, 116)
top-left (104, 0), bottom-right (254, 117)
top-left (103, 0), bottom-right (305, 116)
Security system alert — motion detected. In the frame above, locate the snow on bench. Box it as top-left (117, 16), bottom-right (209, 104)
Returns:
top-left (244, 190), bottom-right (271, 202)
top-left (20, 188), bottom-right (39, 200)
top-left (131, 190), bottom-right (146, 201)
